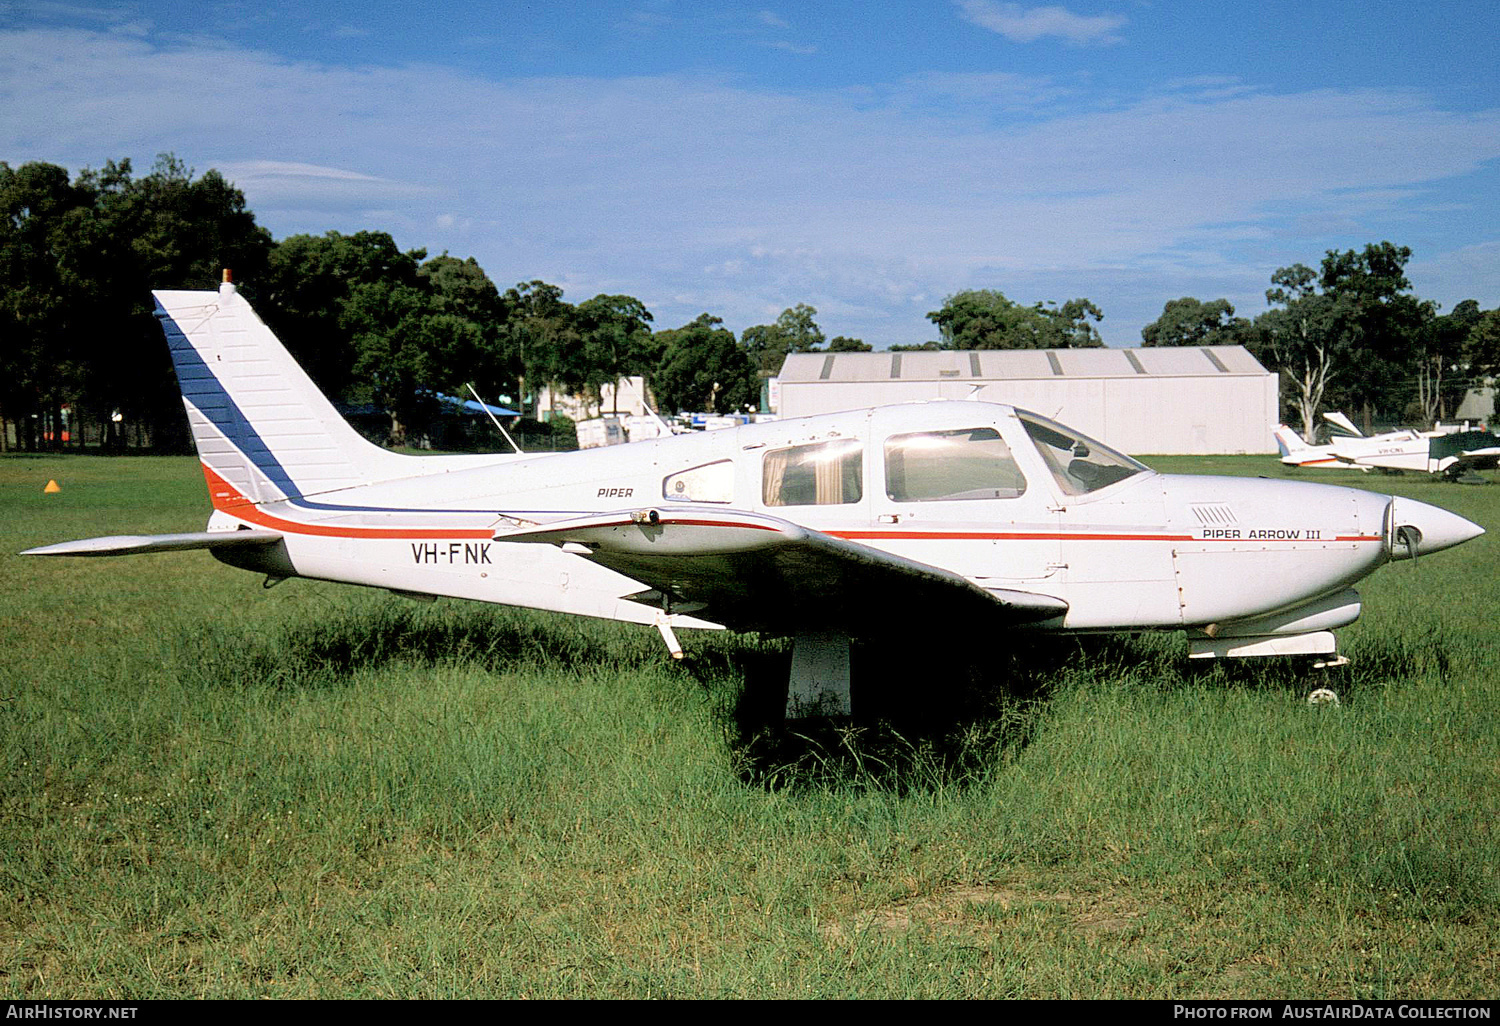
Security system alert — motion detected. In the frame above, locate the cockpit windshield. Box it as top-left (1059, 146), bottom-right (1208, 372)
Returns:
top-left (1018, 412), bottom-right (1151, 496)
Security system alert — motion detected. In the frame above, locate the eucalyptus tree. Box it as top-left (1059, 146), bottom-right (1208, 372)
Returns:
top-left (0, 155), bottom-right (272, 450)
top-left (1256, 243), bottom-right (1430, 437)
top-left (1316, 242), bottom-right (1432, 428)
top-left (741, 303), bottom-right (827, 375)
top-left (1141, 297), bottom-right (1253, 347)
top-left (652, 314), bottom-right (757, 414)
top-left (260, 230), bottom-right (426, 402)
top-left (924, 289), bottom-right (1104, 349)
top-left (504, 280), bottom-right (577, 418)
top-left (574, 294), bottom-right (655, 413)
top-left (1417, 299), bottom-right (1482, 424)
top-left (420, 253), bottom-right (515, 408)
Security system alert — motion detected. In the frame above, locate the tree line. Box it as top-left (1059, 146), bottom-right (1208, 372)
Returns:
top-left (1139, 245), bottom-right (1500, 442)
top-left (3, 156), bottom-right (1496, 452)
top-left (0, 157), bottom-right (874, 451)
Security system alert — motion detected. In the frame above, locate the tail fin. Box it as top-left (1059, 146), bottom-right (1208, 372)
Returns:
top-left (1273, 425), bottom-right (1306, 457)
top-left (1322, 411), bottom-right (1363, 438)
top-left (155, 282), bottom-right (416, 505)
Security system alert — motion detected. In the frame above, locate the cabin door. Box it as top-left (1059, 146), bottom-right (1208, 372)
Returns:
top-left (868, 419), bottom-right (1064, 584)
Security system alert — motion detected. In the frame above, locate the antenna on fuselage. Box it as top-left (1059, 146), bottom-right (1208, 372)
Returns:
top-left (617, 376), bottom-right (674, 436)
top-left (465, 383), bottom-right (524, 454)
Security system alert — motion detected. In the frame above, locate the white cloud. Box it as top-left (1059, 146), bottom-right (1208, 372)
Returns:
top-left (956, 1), bottom-right (1127, 46)
top-left (890, 71), bottom-right (1074, 114)
top-left (3, 27), bottom-right (1497, 345)
top-left (757, 10), bottom-right (789, 29)
top-left (21, 1), bottom-right (150, 34)
top-left (1410, 240), bottom-right (1500, 312)
top-left (196, 160), bottom-right (428, 211)
top-left (216, 160), bottom-right (386, 183)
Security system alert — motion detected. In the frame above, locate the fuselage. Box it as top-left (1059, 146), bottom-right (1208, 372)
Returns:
top-left (206, 400), bottom-right (1479, 638)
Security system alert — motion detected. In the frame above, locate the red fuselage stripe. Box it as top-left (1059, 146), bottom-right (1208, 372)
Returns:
top-left (203, 467), bottom-right (1383, 547)
top-left (203, 466), bottom-right (493, 540)
top-left (830, 530), bottom-right (1195, 541)
top-left (831, 530), bottom-right (1381, 543)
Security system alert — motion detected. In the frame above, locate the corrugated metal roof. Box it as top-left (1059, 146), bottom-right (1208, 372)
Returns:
top-left (779, 346), bottom-right (1269, 383)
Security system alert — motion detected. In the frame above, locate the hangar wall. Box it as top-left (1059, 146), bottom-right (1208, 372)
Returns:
top-left (776, 347), bottom-right (1279, 455)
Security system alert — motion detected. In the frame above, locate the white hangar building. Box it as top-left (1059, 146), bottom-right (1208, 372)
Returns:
top-left (776, 346), bottom-right (1279, 455)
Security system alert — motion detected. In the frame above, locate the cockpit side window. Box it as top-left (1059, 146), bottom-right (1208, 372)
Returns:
top-left (663, 460), bottom-right (734, 503)
top-left (1018, 413), bottom-right (1149, 496)
top-left (762, 439), bottom-right (864, 506)
top-left (884, 427), bottom-right (1027, 502)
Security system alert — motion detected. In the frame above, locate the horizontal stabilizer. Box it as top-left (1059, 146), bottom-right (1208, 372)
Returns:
top-left (21, 530), bottom-right (283, 557)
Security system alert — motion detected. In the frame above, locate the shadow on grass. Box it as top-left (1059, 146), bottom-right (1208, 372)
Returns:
top-left (718, 622), bottom-right (1468, 795)
top-left (171, 599), bottom-right (1468, 797)
top-left (169, 598), bottom-right (1081, 794)
top-left (1183, 620), bottom-right (1463, 697)
top-left (709, 632), bottom-right (1173, 795)
top-left (171, 599), bottom-right (664, 691)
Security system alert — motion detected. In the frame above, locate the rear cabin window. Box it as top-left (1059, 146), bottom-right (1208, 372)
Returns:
top-left (663, 460), bottom-right (734, 503)
top-left (884, 427), bottom-right (1027, 502)
top-left (762, 439), bottom-right (864, 506)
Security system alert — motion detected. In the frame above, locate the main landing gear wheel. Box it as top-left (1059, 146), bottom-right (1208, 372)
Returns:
top-left (1306, 651), bottom-right (1348, 706)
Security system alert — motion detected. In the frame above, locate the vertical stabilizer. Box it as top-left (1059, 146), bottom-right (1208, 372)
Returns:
top-left (1273, 425), bottom-right (1307, 457)
top-left (154, 282), bottom-right (413, 504)
top-left (1323, 411), bottom-right (1364, 438)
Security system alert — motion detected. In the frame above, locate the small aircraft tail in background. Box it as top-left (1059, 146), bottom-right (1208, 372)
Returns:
top-left (1274, 424), bottom-right (1373, 471)
top-left (1273, 425), bottom-right (1308, 458)
top-left (1323, 411), bottom-right (1364, 438)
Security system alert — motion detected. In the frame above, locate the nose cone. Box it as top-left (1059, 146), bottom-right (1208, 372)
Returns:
top-left (1389, 497), bottom-right (1485, 558)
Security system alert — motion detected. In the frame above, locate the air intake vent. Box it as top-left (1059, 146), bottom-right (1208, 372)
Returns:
top-left (1190, 504), bottom-right (1238, 525)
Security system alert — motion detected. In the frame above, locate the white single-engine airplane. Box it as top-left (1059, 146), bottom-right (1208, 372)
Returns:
top-left (1275, 420), bottom-right (1500, 480)
top-left (23, 282), bottom-right (1487, 716)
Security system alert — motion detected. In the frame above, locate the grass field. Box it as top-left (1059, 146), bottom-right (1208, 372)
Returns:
top-left (2, 452), bottom-right (1497, 998)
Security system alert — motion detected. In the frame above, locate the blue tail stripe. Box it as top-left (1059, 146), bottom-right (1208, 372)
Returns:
top-left (158, 305), bottom-right (304, 500)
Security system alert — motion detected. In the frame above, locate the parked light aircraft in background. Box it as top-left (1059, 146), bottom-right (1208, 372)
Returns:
top-left (1276, 417), bottom-right (1500, 480)
top-left (1320, 410), bottom-right (1482, 441)
top-left (23, 282), bottom-right (1487, 716)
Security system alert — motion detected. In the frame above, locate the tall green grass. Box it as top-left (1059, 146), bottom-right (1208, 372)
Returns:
top-left (2, 453), bottom-right (1496, 997)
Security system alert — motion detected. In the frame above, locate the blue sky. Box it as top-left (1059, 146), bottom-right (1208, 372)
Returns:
top-left (4, 1), bottom-right (1499, 348)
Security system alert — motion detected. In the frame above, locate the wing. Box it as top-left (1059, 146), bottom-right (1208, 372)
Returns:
top-left (1453, 443), bottom-right (1500, 466)
top-left (497, 508), bottom-right (1067, 636)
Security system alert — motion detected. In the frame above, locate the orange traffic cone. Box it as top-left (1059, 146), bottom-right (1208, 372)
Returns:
top-left (44, 480), bottom-right (61, 493)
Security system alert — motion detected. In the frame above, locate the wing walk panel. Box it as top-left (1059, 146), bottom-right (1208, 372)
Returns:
top-left (498, 508), bottom-right (1067, 636)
